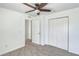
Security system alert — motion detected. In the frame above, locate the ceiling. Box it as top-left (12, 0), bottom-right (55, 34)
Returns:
top-left (0, 3), bottom-right (79, 16)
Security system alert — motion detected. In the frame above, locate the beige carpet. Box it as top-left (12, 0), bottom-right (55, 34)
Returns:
top-left (2, 40), bottom-right (78, 56)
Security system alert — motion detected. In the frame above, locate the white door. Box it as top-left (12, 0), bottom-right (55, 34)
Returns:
top-left (48, 17), bottom-right (68, 50)
top-left (32, 20), bottom-right (40, 44)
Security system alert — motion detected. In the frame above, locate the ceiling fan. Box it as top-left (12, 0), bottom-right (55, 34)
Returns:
top-left (23, 3), bottom-right (51, 15)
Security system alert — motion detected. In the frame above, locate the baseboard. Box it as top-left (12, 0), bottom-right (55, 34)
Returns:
top-left (0, 44), bottom-right (25, 56)
top-left (68, 51), bottom-right (79, 56)
top-left (47, 43), bottom-right (79, 55)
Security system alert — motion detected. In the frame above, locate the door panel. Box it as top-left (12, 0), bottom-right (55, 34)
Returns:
top-left (48, 17), bottom-right (68, 50)
top-left (32, 20), bottom-right (40, 44)
top-left (48, 20), bottom-right (57, 46)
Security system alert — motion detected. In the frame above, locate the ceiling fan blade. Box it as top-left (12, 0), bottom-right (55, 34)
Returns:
top-left (35, 3), bottom-right (40, 7)
top-left (40, 9), bottom-right (51, 12)
top-left (25, 10), bottom-right (35, 13)
top-left (39, 3), bottom-right (48, 8)
top-left (23, 3), bottom-right (36, 9)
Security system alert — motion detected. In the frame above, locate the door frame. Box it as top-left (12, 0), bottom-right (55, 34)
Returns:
top-left (31, 20), bottom-right (32, 40)
top-left (48, 16), bottom-right (69, 51)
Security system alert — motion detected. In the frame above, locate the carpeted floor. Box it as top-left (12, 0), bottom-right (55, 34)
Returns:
top-left (2, 40), bottom-right (78, 56)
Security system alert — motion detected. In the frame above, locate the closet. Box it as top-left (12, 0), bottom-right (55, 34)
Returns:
top-left (48, 17), bottom-right (68, 50)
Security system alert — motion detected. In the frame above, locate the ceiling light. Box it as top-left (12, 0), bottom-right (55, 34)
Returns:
top-left (34, 10), bottom-right (40, 13)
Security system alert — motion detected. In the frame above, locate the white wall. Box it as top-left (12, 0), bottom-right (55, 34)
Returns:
top-left (0, 7), bottom-right (26, 55)
top-left (32, 7), bottom-right (79, 55)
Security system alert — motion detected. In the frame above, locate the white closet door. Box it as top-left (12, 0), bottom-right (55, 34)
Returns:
top-left (32, 20), bottom-right (40, 44)
top-left (48, 20), bottom-right (57, 47)
top-left (48, 17), bottom-right (68, 50)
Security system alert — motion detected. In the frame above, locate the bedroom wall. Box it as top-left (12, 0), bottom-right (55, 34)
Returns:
top-left (0, 7), bottom-right (26, 55)
top-left (32, 7), bottom-right (79, 55)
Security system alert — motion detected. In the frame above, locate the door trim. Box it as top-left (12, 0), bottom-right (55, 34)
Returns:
top-left (48, 16), bottom-right (69, 51)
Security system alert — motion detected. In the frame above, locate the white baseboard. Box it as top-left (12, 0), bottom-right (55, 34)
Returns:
top-left (0, 44), bottom-right (25, 56)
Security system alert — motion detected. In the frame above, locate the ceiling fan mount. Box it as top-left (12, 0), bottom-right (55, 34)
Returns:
top-left (23, 3), bottom-right (51, 15)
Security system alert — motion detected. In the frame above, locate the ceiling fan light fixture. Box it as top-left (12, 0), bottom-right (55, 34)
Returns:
top-left (34, 10), bottom-right (40, 13)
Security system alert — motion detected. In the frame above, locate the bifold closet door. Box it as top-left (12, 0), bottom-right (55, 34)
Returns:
top-left (32, 20), bottom-right (40, 44)
top-left (48, 17), bottom-right (68, 50)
